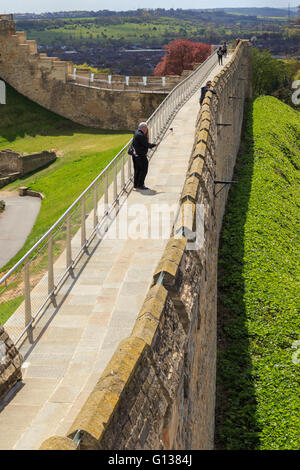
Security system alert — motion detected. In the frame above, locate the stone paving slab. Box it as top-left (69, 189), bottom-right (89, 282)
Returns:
top-left (0, 56), bottom-right (230, 450)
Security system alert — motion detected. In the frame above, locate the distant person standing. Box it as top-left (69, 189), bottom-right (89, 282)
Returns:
top-left (131, 122), bottom-right (158, 190)
top-left (199, 80), bottom-right (218, 106)
top-left (217, 46), bottom-right (223, 65)
top-left (222, 41), bottom-right (227, 58)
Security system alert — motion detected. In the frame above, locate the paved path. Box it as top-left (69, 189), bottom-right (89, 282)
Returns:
top-left (0, 56), bottom-right (231, 450)
top-left (0, 191), bottom-right (41, 268)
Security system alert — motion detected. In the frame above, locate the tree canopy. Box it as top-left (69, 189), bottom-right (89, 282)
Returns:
top-left (154, 39), bottom-right (211, 76)
top-left (252, 49), bottom-right (300, 107)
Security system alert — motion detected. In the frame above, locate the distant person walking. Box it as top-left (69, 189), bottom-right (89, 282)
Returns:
top-left (217, 46), bottom-right (223, 65)
top-left (222, 41), bottom-right (228, 58)
top-left (131, 122), bottom-right (158, 190)
top-left (199, 81), bottom-right (218, 106)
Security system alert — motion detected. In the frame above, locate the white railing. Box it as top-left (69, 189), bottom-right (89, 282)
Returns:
top-left (0, 49), bottom-right (218, 346)
top-left (67, 72), bottom-right (172, 92)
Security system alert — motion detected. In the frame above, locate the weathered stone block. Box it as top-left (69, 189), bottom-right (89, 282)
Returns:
top-left (173, 201), bottom-right (196, 243)
top-left (40, 436), bottom-right (78, 450)
top-left (0, 324), bottom-right (23, 402)
top-left (180, 175), bottom-right (200, 203)
top-left (189, 157), bottom-right (205, 179)
top-left (153, 237), bottom-right (186, 285)
top-left (193, 141), bottom-right (208, 159)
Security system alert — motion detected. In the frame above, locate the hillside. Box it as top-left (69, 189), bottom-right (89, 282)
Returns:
top-left (14, 9), bottom-right (298, 75)
top-left (216, 96), bottom-right (300, 449)
top-left (14, 7), bottom-right (297, 20)
top-left (221, 7), bottom-right (297, 18)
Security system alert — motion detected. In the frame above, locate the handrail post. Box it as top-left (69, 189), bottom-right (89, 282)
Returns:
top-left (81, 198), bottom-right (86, 248)
top-left (128, 151), bottom-right (132, 180)
top-left (104, 172), bottom-right (108, 214)
top-left (24, 259), bottom-right (33, 343)
top-left (93, 183), bottom-right (98, 228)
top-left (66, 216), bottom-right (72, 269)
top-left (121, 152), bottom-right (125, 189)
top-left (113, 162), bottom-right (117, 202)
top-left (48, 233), bottom-right (54, 297)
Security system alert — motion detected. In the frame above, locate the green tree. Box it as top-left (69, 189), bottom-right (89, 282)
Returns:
top-left (252, 49), bottom-right (300, 107)
top-left (253, 49), bottom-right (287, 96)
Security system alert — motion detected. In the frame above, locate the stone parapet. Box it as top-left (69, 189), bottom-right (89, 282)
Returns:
top-left (0, 324), bottom-right (23, 403)
top-left (39, 436), bottom-right (78, 450)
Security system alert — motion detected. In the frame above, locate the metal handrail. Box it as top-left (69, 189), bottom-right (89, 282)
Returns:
top-left (0, 48), bottom-right (219, 345)
top-left (147, 49), bottom-right (217, 122)
top-left (0, 141), bottom-right (130, 285)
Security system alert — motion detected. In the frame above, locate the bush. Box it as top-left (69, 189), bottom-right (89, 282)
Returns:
top-left (252, 49), bottom-right (300, 108)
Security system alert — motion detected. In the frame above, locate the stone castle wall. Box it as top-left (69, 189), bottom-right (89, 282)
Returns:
top-left (40, 41), bottom-right (252, 450)
top-left (0, 150), bottom-right (56, 175)
top-left (0, 17), bottom-right (189, 131)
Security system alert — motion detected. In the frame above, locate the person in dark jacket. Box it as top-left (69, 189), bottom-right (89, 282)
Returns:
top-left (222, 41), bottom-right (227, 58)
top-left (132, 122), bottom-right (158, 190)
top-left (217, 46), bottom-right (223, 65)
top-left (199, 81), bottom-right (218, 106)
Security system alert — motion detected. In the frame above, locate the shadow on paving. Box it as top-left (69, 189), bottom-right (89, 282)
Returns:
top-left (214, 101), bottom-right (261, 450)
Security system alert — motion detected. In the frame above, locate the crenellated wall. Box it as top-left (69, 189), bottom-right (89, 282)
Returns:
top-left (39, 41), bottom-right (252, 450)
top-left (0, 16), bottom-right (195, 131)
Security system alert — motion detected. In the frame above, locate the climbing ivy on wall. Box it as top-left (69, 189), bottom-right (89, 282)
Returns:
top-left (215, 96), bottom-right (300, 450)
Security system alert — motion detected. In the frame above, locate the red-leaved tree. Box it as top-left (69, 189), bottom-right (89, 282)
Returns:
top-left (154, 39), bottom-right (211, 76)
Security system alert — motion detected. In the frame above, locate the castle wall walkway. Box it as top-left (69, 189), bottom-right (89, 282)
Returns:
top-left (0, 55), bottom-right (231, 450)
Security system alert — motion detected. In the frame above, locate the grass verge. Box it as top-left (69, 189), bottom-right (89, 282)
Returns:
top-left (215, 96), bottom-right (300, 450)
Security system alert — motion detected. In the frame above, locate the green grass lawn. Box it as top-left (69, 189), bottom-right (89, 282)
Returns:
top-left (216, 96), bottom-right (300, 449)
top-left (0, 84), bottom-right (131, 272)
top-left (0, 296), bottom-right (24, 324)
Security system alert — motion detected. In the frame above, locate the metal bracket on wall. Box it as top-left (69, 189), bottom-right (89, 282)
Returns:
top-left (72, 429), bottom-right (82, 449)
top-left (229, 96), bottom-right (242, 99)
top-left (214, 180), bottom-right (237, 197)
top-left (216, 123), bottom-right (232, 127)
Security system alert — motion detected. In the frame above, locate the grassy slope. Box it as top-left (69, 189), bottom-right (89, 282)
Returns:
top-left (216, 96), bottom-right (300, 449)
top-left (0, 84), bottom-right (131, 271)
top-left (23, 16), bottom-right (233, 46)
